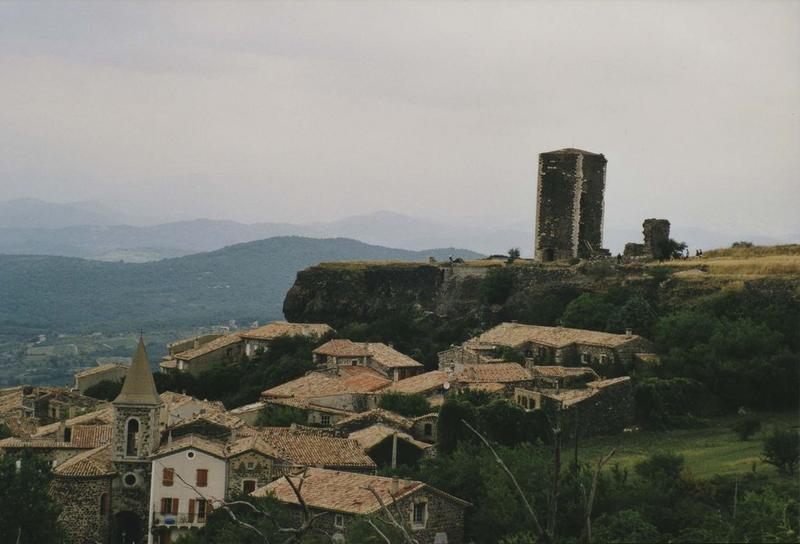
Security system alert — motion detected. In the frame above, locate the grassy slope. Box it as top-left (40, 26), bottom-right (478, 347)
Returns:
top-left (581, 412), bottom-right (798, 480)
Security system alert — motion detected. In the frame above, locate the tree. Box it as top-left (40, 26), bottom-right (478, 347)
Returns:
top-left (0, 423), bottom-right (11, 440)
top-left (732, 418), bottom-right (761, 441)
top-left (378, 392), bottom-right (431, 418)
top-left (84, 378), bottom-right (123, 401)
top-left (762, 429), bottom-right (800, 475)
top-left (561, 293), bottom-right (615, 331)
top-left (436, 399), bottom-right (477, 455)
top-left (255, 405), bottom-right (308, 427)
top-left (481, 267), bottom-right (514, 305)
top-left (592, 510), bottom-right (661, 544)
top-left (507, 248), bottom-right (521, 264)
top-left (0, 454), bottom-right (63, 543)
top-left (731, 487), bottom-right (798, 543)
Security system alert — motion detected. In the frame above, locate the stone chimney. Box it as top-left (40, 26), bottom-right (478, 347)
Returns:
top-left (391, 476), bottom-right (400, 495)
top-left (193, 338), bottom-right (200, 349)
top-left (625, 328), bottom-right (633, 338)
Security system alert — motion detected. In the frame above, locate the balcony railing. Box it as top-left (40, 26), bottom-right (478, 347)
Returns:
top-left (152, 513), bottom-right (208, 527)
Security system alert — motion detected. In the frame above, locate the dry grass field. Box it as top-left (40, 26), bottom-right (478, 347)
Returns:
top-left (647, 244), bottom-right (800, 278)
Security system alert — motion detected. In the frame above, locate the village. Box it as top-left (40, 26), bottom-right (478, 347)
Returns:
top-left (1, 148), bottom-right (796, 544)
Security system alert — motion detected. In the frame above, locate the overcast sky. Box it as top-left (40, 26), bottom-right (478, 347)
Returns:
top-left (0, 1), bottom-right (798, 236)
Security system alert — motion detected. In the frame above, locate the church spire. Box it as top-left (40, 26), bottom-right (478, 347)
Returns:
top-left (113, 336), bottom-right (162, 405)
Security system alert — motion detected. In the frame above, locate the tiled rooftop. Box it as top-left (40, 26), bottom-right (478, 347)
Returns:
top-left (458, 363), bottom-right (531, 383)
top-left (174, 333), bottom-right (242, 361)
top-left (382, 370), bottom-right (451, 395)
top-left (240, 322), bottom-right (333, 341)
top-left (314, 340), bottom-right (423, 369)
top-left (258, 427), bottom-right (376, 469)
top-left (468, 322), bottom-right (644, 350)
top-left (52, 444), bottom-right (114, 478)
top-left (262, 367), bottom-right (391, 399)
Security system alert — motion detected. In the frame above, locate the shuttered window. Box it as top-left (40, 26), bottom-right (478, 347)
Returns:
top-left (196, 469), bottom-right (208, 487)
top-left (188, 499), bottom-right (196, 522)
top-left (162, 468), bottom-right (174, 486)
top-left (171, 498), bottom-right (179, 515)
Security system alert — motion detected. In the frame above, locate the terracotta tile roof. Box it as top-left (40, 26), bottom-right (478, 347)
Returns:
top-left (461, 382), bottom-right (505, 394)
top-left (32, 406), bottom-right (113, 438)
top-left (314, 340), bottom-right (423, 369)
top-left (458, 363), bottom-right (531, 383)
top-left (225, 434), bottom-right (282, 458)
top-left (0, 388), bottom-right (24, 416)
top-left (69, 425), bottom-right (112, 448)
top-left (174, 333), bottom-right (242, 361)
top-left (383, 370), bottom-right (451, 395)
top-left (252, 467), bottom-right (469, 514)
top-left (540, 388), bottom-right (597, 407)
top-left (314, 339), bottom-right (369, 357)
top-left (229, 401), bottom-right (266, 416)
top-left (333, 409), bottom-right (413, 432)
top-left (168, 411), bottom-right (245, 433)
top-left (0, 437), bottom-right (88, 450)
top-left (262, 367), bottom-right (391, 399)
top-left (587, 376), bottom-right (631, 389)
top-left (53, 444), bottom-right (114, 478)
top-left (154, 434), bottom-right (228, 459)
top-left (265, 397), bottom-right (355, 416)
top-left (468, 322), bottom-right (644, 350)
top-left (531, 366), bottom-right (600, 379)
top-left (349, 424), bottom-right (432, 451)
top-left (258, 427), bottom-right (376, 469)
top-left (74, 362), bottom-right (129, 379)
top-left (240, 322), bottom-right (333, 341)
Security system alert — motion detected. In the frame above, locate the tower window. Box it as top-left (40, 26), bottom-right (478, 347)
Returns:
top-left (99, 493), bottom-right (109, 516)
top-left (125, 418), bottom-right (140, 457)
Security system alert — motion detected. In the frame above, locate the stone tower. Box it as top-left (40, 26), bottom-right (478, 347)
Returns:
top-left (111, 337), bottom-right (163, 542)
top-left (534, 148), bottom-right (607, 261)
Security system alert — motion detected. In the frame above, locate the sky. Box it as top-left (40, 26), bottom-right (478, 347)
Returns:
top-left (0, 1), bottom-right (798, 237)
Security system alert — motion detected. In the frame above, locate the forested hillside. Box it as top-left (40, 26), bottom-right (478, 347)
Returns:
top-left (0, 236), bottom-right (480, 334)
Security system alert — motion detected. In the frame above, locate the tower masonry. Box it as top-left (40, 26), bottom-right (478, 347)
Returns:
top-left (534, 148), bottom-right (607, 261)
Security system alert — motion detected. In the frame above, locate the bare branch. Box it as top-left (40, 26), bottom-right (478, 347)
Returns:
top-left (582, 448), bottom-right (616, 544)
top-left (462, 419), bottom-right (547, 540)
top-left (362, 485), bottom-right (418, 544)
top-left (367, 518), bottom-right (392, 544)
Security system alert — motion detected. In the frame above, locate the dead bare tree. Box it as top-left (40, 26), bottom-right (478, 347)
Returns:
top-left (580, 448), bottom-right (616, 544)
top-left (362, 484), bottom-right (420, 544)
top-left (166, 461), bottom-right (329, 544)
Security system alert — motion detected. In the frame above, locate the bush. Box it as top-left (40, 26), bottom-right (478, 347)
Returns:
top-left (255, 405), bottom-right (308, 427)
top-left (481, 268), bottom-right (514, 305)
top-left (634, 378), bottom-right (709, 428)
top-left (437, 398), bottom-right (477, 454)
top-left (762, 429), bottom-right (800, 475)
top-left (733, 418), bottom-right (761, 441)
top-left (593, 509), bottom-right (662, 543)
top-left (83, 379), bottom-right (123, 401)
top-left (377, 392), bottom-right (431, 418)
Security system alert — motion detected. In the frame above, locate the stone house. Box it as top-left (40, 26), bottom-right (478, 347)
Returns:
top-left (456, 362), bottom-right (534, 397)
top-left (149, 435), bottom-right (228, 544)
top-left (313, 339), bottom-right (424, 381)
top-left (239, 321), bottom-right (334, 358)
top-left (333, 408), bottom-right (438, 448)
top-left (348, 423), bottom-right (433, 468)
top-left (459, 322), bottom-right (654, 374)
top-left (74, 362), bottom-right (130, 393)
top-left (381, 370), bottom-right (453, 407)
top-left (514, 376), bottom-right (634, 436)
top-left (261, 366), bottom-right (391, 425)
top-left (251, 468), bottom-right (470, 544)
top-left (159, 333), bottom-right (244, 375)
top-left (529, 366), bottom-right (600, 389)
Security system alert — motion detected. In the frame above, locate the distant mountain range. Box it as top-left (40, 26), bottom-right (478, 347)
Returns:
top-left (0, 236), bottom-right (481, 334)
top-left (0, 199), bottom-right (795, 261)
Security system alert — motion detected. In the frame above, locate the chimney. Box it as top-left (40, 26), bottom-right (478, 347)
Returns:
top-left (391, 433), bottom-right (398, 470)
top-left (391, 476), bottom-right (400, 495)
top-left (193, 338), bottom-right (200, 349)
top-left (625, 328), bottom-right (633, 338)
top-left (57, 420), bottom-right (67, 442)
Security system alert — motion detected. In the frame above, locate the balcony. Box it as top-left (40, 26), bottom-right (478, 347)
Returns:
top-left (152, 513), bottom-right (208, 527)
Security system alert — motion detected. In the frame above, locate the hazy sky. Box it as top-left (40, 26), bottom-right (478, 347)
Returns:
top-left (1, 1), bottom-right (798, 236)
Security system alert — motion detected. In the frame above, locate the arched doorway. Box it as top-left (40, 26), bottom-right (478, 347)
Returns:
top-left (111, 511), bottom-right (142, 544)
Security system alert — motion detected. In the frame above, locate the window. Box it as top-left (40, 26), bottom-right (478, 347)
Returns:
top-left (162, 468), bottom-right (174, 486)
top-left (160, 497), bottom-right (179, 515)
top-left (196, 469), bottom-right (208, 487)
top-left (423, 423), bottom-right (433, 437)
top-left (334, 513), bottom-right (345, 528)
top-left (245, 461), bottom-right (256, 470)
top-left (197, 499), bottom-right (207, 520)
top-left (599, 354), bottom-right (609, 365)
top-left (99, 493), bottom-right (109, 516)
top-left (412, 502), bottom-right (427, 527)
top-left (320, 414), bottom-right (331, 426)
top-left (580, 353), bottom-right (590, 365)
top-left (123, 473), bottom-right (137, 487)
top-left (242, 480), bottom-right (257, 494)
top-left (125, 418), bottom-right (140, 457)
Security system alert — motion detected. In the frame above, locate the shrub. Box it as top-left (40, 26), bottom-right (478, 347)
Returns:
top-left (378, 392), bottom-right (431, 418)
top-left (762, 429), bottom-right (800, 475)
top-left (634, 377), bottom-right (709, 428)
top-left (507, 248), bottom-right (521, 263)
top-left (255, 405), bottom-right (308, 427)
top-left (733, 418), bottom-right (761, 441)
top-left (481, 267), bottom-right (514, 305)
top-left (593, 509), bottom-right (661, 543)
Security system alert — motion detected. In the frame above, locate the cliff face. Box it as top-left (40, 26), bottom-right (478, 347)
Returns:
top-left (284, 259), bottom-right (800, 334)
top-left (285, 261), bottom-right (627, 330)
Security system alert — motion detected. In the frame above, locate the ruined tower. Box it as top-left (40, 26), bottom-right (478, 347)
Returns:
top-left (534, 148), bottom-right (607, 261)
